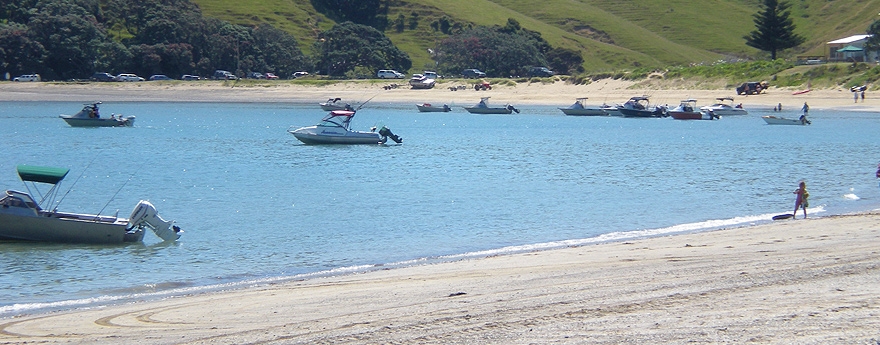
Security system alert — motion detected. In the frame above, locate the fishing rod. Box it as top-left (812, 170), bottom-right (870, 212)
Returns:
top-left (355, 93), bottom-right (380, 112)
top-left (53, 157), bottom-right (97, 212)
top-left (94, 172), bottom-right (134, 221)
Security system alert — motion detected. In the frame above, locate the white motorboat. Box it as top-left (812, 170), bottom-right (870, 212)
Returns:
top-left (700, 97), bottom-right (748, 116)
top-left (669, 99), bottom-right (719, 120)
top-left (464, 97), bottom-right (519, 114)
top-left (0, 165), bottom-right (181, 244)
top-left (319, 98), bottom-right (352, 111)
top-left (59, 102), bottom-right (135, 127)
top-left (618, 96), bottom-right (667, 118)
top-left (288, 110), bottom-right (402, 145)
top-left (408, 74), bottom-right (436, 89)
top-left (559, 98), bottom-right (606, 116)
top-left (416, 103), bottom-right (451, 112)
top-left (762, 115), bottom-right (811, 125)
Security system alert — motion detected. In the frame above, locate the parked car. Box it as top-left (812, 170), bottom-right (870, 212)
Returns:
top-left (291, 71), bottom-right (309, 79)
top-left (212, 70), bottom-right (237, 80)
top-left (181, 74), bottom-right (201, 81)
top-left (90, 72), bottom-right (115, 82)
top-left (377, 69), bottom-right (405, 79)
top-left (462, 69), bottom-right (486, 78)
top-left (149, 74), bottom-right (172, 81)
top-left (114, 73), bottom-right (145, 82)
top-left (528, 66), bottom-right (554, 77)
top-left (265, 73), bottom-right (279, 80)
top-left (246, 72), bottom-right (265, 79)
top-left (736, 81), bottom-right (768, 95)
top-left (13, 74), bottom-right (41, 82)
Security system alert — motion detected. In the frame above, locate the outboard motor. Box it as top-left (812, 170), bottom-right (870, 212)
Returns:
top-left (128, 200), bottom-right (182, 241)
top-left (507, 105), bottom-right (520, 113)
top-left (378, 126), bottom-right (403, 144)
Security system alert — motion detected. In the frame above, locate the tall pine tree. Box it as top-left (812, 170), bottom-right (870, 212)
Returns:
top-left (744, 0), bottom-right (804, 60)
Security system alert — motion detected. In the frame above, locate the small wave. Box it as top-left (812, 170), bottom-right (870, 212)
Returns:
top-left (843, 193), bottom-right (860, 200)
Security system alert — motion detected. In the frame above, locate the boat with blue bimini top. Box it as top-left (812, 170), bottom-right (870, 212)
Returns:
top-left (0, 165), bottom-right (182, 244)
top-left (59, 102), bottom-right (135, 127)
top-left (288, 110), bottom-right (402, 145)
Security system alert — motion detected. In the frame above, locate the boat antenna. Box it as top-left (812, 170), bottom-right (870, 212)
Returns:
top-left (94, 172), bottom-right (134, 220)
top-left (53, 157), bottom-right (97, 212)
top-left (355, 93), bottom-right (380, 112)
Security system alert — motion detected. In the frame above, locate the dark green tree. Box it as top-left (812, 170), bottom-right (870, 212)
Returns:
top-left (394, 14), bottom-right (405, 33)
top-left (310, 0), bottom-right (388, 31)
top-left (408, 12), bottom-right (419, 30)
top-left (436, 25), bottom-right (546, 77)
top-left (0, 24), bottom-right (48, 76)
top-left (864, 19), bottom-right (880, 56)
top-left (545, 47), bottom-right (584, 75)
top-left (314, 22), bottom-right (411, 76)
top-left (744, 0), bottom-right (804, 60)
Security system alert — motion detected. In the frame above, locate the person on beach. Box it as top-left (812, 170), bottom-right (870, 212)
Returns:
top-left (793, 181), bottom-right (809, 219)
top-left (854, 92), bottom-right (859, 103)
top-left (861, 90), bottom-right (865, 102)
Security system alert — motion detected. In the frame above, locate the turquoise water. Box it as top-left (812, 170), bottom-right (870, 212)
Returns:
top-left (2, 101), bottom-right (879, 317)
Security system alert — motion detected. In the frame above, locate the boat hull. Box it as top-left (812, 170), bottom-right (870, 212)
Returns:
top-left (669, 111), bottom-right (705, 120)
top-left (619, 108), bottom-right (664, 118)
top-left (59, 116), bottom-right (135, 127)
top-left (416, 104), bottom-right (450, 112)
top-left (559, 108), bottom-right (606, 116)
top-left (0, 212), bottom-right (143, 244)
top-left (464, 107), bottom-right (513, 114)
top-left (700, 107), bottom-right (747, 116)
top-left (289, 126), bottom-right (383, 145)
top-left (762, 116), bottom-right (809, 125)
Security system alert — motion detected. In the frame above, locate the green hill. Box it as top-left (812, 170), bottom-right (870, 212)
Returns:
top-left (191, 0), bottom-right (880, 73)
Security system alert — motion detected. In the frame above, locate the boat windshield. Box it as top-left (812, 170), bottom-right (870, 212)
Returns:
top-left (316, 111), bottom-right (355, 130)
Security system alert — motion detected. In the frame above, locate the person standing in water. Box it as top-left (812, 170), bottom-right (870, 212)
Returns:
top-left (801, 102), bottom-right (809, 115)
top-left (793, 181), bottom-right (809, 219)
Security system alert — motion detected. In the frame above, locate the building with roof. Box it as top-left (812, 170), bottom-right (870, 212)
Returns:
top-left (826, 34), bottom-right (877, 63)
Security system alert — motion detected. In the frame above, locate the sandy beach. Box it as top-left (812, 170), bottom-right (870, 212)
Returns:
top-left (0, 213), bottom-right (877, 344)
top-left (2, 81), bottom-right (879, 344)
top-left (0, 79), bottom-right (878, 112)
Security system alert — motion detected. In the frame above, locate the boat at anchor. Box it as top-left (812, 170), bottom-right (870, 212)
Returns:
top-left (288, 110), bottom-right (402, 145)
top-left (464, 97), bottom-right (519, 114)
top-left (0, 165), bottom-right (182, 244)
top-left (59, 102), bottom-right (135, 127)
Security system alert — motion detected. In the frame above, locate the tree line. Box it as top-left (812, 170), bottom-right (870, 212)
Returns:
top-left (0, 0), bottom-right (586, 81)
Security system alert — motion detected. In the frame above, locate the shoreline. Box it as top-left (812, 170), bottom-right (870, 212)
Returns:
top-left (1, 212), bottom-right (878, 343)
top-left (1, 80), bottom-right (878, 112)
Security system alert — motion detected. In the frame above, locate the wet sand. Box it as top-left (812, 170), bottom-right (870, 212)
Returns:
top-left (0, 213), bottom-right (878, 344)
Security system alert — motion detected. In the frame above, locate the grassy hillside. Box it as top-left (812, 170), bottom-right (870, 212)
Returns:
top-left (191, 0), bottom-right (880, 73)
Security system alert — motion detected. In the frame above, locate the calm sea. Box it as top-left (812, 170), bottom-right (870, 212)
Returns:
top-left (2, 100), bottom-right (879, 317)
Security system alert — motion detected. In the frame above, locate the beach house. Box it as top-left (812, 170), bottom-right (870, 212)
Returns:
top-left (826, 34), bottom-right (878, 63)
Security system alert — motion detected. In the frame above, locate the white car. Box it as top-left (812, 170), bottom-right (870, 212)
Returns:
top-left (114, 73), bottom-right (145, 82)
top-left (13, 74), bottom-right (41, 82)
top-left (377, 69), bottom-right (405, 79)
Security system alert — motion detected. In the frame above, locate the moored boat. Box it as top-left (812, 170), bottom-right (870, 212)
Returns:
top-left (319, 98), bottom-right (352, 111)
top-left (669, 99), bottom-right (719, 120)
top-left (288, 110), bottom-right (402, 145)
top-left (762, 114), bottom-right (811, 125)
top-left (618, 96), bottom-right (667, 118)
top-left (416, 103), bottom-right (451, 112)
top-left (700, 97), bottom-right (748, 116)
top-left (463, 97), bottom-right (519, 114)
top-left (559, 98), bottom-right (606, 116)
top-left (59, 102), bottom-right (135, 127)
top-left (0, 165), bottom-right (182, 244)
